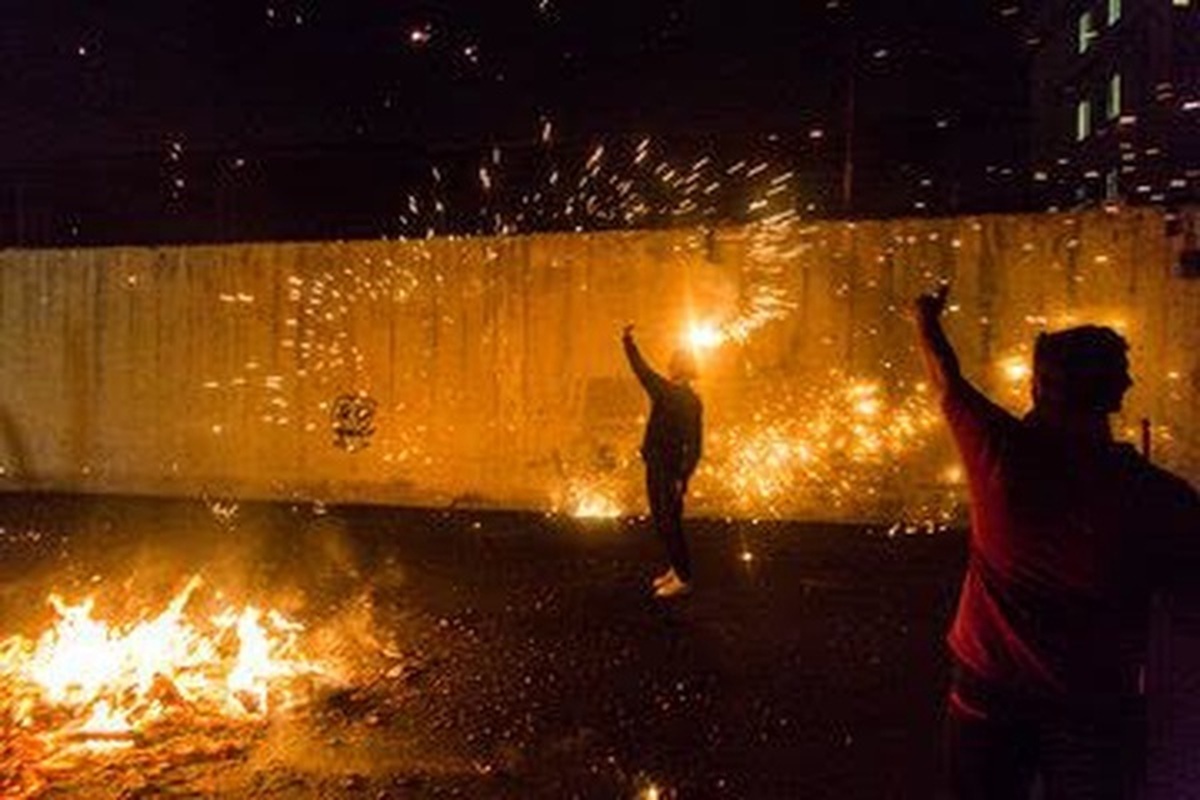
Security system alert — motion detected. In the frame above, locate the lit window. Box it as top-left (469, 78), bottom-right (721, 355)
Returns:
top-left (1108, 74), bottom-right (1122, 119)
top-left (1108, 0), bottom-right (1121, 24)
top-left (1173, 0), bottom-right (1189, 7)
top-left (1078, 11), bottom-right (1095, 53)
top-left (1077, 99), bottom-right (1092, 140)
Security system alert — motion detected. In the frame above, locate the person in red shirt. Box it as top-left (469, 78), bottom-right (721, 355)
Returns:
top-left (622, 324), bottom-right (703, 598)
top-left (914, 284), bottom-right (1199, 798)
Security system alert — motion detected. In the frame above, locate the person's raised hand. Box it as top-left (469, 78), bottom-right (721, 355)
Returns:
top-left (622, 323), bottom-right (635, 340)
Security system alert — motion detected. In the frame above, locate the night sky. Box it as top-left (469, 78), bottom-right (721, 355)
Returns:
top-left (0, 1), bottom-right (1030, 245)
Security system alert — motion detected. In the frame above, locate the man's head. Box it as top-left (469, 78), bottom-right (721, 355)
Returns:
top-left (1032, 325), bottom-right (1131, 416)
top-left (668, 348), bottom-right (699, 383)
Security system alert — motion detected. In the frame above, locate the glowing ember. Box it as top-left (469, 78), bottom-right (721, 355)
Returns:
top-left (998, 354), bottom-right (1031, 384)
top-left (0, 576), bottom-right (327, 748)
top-left (639, 783), bottom-right (666, 800)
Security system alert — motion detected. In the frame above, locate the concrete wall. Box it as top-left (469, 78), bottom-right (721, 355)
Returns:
top-left (0, 208), bottom-right (1196, 521)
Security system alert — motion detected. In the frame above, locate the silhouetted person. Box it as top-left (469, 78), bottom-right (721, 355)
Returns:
top-left (915, 284), bottom-right (1199, 799)
top-left (622, 324), bottom-right (703, 598)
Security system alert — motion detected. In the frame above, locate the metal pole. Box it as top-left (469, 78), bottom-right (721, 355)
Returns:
top-left (842, 36), bottom-right (856, 214)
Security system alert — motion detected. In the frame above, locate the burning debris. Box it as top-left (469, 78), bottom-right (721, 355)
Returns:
top-left (0, 575), bottom-right (336, 796)
top-left (566, 485), bottom-right (623, 520)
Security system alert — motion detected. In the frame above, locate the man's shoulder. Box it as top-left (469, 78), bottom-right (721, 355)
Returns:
top-left (1143, 463), bottom-right (1197, 503)
top-left (1113, 446), bottom-right (1198, 502)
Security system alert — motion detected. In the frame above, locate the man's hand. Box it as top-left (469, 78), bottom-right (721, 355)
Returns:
top-left (912, 282), bottom-right (960, 393)
top-left (914, 283), bottom-right (950, 325)
top-left (622, 323), bottom-right (635, 341)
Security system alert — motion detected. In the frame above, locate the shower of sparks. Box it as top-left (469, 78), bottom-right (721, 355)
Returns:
top-left (201, 133), bottom-right (813, 462)
top-left (173, 118), bottom-right (1181, 529)
top-left (202, 249), bottom-right (433, 475)
top-left (200, 180), bottom-right (943, 526)
top-left (375, 130), bottom-right (818, 237)
top-left (694, 374), bottom-right (948, 520)
top-left (681, 219), bottom-right (803, 353)
top-left (725, 220), bottom-right (803, 341)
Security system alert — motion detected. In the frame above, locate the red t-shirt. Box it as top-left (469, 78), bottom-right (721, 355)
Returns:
top-left (943, 378), bottom-right (1199, 707)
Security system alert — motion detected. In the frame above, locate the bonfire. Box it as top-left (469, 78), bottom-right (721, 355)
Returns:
top-left (0, 575), bottom-right (331, 796)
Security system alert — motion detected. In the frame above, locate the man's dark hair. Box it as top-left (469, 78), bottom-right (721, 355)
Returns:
top-left (1033, 325), bottom-right (1130, 414)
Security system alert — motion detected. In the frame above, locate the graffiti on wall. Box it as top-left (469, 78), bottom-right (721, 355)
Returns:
top-left (330, 394), bottom-right (378, 452)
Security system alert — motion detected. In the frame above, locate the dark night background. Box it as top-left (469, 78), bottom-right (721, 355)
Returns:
top-left (0, 1), bottom-right (1033, 245)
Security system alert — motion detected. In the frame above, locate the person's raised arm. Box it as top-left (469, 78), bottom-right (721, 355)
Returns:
top-left (914, 284), bottom-right (1017, 470)
top-left (622, 325), bottom-right (667, 397)
top-left (913, 284), bottom-right (962, 398)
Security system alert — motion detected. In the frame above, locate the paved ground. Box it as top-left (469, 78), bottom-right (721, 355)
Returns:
top-left (0, 493), bottom-right (965, 798)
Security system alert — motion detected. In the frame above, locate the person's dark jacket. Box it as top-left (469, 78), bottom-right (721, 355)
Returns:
top-left (623, 335), bottom-right (703, 480)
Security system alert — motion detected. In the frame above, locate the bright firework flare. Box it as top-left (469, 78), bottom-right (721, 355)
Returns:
top-left (685, 319), bottom-right (726, 353)
top-left (565, 478), bottom-right (623, 519)
top-left (572, 492), bottom-right (622, 519)
top-left (0, 574), bottom-right (332, 783)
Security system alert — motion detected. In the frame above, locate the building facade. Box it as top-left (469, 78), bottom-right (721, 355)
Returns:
top-left (1029, 0), bottom-right (1197, 207)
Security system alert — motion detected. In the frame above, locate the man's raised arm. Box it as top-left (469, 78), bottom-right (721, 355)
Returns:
top-left (622, 325), bottom-right (667, 396)
top-left (914, 284), bottom-right (962, 398)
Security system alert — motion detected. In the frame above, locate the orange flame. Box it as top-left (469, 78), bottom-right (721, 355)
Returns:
top-left (0, 576), bottom-right (328, 744)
